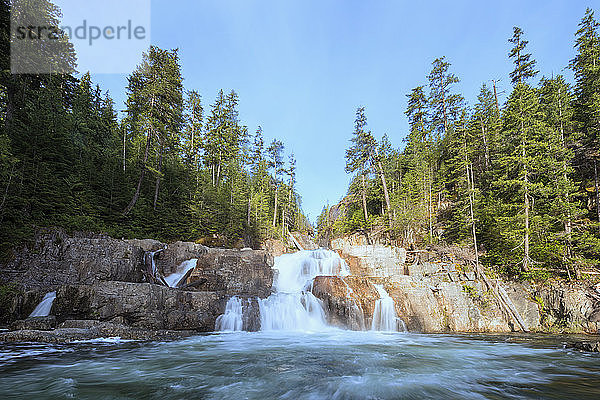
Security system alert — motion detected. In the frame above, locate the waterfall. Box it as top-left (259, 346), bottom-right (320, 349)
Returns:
top-left (164, 259), bottom-right (197, 288)
top-left (29, 291), bottom-right (56, 318)
top-left (215, 296), bottom-right (243, 331)
top-left (371, 284), bottom-right (405, 332)
top-left (258, 249), bottom-right (350, 331)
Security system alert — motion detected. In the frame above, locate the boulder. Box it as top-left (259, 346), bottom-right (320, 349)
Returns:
top-left (311, 276), bottom-right (379, 330)
top-left (153, 241), bottom-right (209, 276)
top-left (572, 341), bottom-right (600, 352)
top-left (187, 249), bottom-right (274, 298)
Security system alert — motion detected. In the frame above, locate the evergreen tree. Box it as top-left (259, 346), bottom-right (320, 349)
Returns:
top-left (345, 107), bottom-right (376, 232)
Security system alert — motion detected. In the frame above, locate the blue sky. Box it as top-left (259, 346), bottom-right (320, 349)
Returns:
top-left (89, 0), bottom-right (595, 221)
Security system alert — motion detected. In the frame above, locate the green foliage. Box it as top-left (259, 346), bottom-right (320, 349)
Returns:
top-left (322, 9), bottom-right (600, 280)
top-left (0, 1), bottom-right (308, 249)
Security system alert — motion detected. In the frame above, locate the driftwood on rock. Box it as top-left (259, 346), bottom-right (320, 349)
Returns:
top-left (179, 278), bottom-right (208, 291)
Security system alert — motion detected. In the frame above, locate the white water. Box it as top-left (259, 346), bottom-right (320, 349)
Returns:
top-left (28, 292), bottom-right (56, 318)
top-left (258, 249), bottom-right (350, 331)
top-left (215, 296), bottom-right (243, 331)
top-left (371, 284), bottom-right (405, 332)
top-left (164, 259), bottom-right (197, 288)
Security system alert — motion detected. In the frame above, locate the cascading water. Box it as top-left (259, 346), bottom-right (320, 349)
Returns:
top-left (215, 296), bottom-right (243, 331)
top-left (164, 259), bottom-right (197, 288)
top-left (29, 291), bottom-right (56, 318)
top-left (258, 249), bottom-right (350, 331)
top-left (371, 284), bottom-right (406, 332)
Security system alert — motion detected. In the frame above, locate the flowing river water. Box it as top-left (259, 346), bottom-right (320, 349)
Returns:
top-left (1, 331), bottom-right (600, 399)
top-left (2, 250), bottom-right (600, 398)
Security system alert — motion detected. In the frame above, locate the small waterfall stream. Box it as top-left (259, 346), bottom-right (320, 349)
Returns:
top-left (371, 284), bottom-right (406, 332)
top-left (29, 291), bottom-right (56, 318)
top-left (215, 296), bottom-right (244, 331)
top-left (164, 259), bottom-right (197, 288)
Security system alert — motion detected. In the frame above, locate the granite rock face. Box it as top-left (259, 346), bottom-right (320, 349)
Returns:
top-left (535, 284), bottom-right (600, 334)
top-left (53, 282), bottom-right (222, 331)
top-left (2, 229), bottom-right (145, 290)
top-left (311, 276), bottom-right (379, 330)
top-left (327, 236), bottom-right (600, 334)
top-left (0, 230), bottom-right (275, 337)
top-left (188, 249), bottom-right (274, 298)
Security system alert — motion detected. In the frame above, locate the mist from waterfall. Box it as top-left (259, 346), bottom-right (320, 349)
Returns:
top-left (258, 249), bottom-right (350, 331)
top-left (29, 291), bottom-right (56, 318)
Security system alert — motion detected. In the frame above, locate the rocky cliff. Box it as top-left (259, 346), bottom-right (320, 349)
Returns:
top-left (323, 235), bottom-right (600, 334)
top-left (0, 229), bottom-right (274, 339)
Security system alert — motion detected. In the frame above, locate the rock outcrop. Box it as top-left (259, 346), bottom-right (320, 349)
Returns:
top-left (312, 276), bottom-right (379, 330)
top-left (0, 229), bottom-right (275, 340)
top-left (188, 249), bottom-right (273, 298)
top-left (2, 229), bottom-right (145, 290)
top-left (53, 282), bottom-right (222, 331)
top-left (329, 235), bottom-right (598, 334)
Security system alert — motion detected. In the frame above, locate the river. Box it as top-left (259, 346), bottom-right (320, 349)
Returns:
top-left (1, 330), bottom-right (599, 399)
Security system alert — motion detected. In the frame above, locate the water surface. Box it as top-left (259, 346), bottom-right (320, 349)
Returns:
top-left (1, 331), bottom-right (599, 399)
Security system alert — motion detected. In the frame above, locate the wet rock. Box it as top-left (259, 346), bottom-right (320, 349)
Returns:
top-left (153, 241), bottom-right (209, 276)
top-left (312, 276), bottom-right (379, 330)
top-left (0, 321), bottom-right (197, 343)
top-left (241, 298), bottom-right (261, 332)
top-left (572, 341), bottom-right (600, 352)
top-left (11, 316), bottom-right (56, 331)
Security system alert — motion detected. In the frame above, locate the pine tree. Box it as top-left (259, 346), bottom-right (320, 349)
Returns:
top-left (570, 8), bottom-right (600, 227)
top-left (428, 57), bottom-right (463, 139)
top-left (345, 107), bottom-right (376, 232)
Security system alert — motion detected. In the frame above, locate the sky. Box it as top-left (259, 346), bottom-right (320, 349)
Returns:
top-left (87, 0), bottom-right (596, 221)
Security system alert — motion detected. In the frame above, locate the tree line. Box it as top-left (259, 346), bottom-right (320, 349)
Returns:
top-left (0, 1), bottom-right (309, 254)
top-left (319, 8), bottom-right (600, 279)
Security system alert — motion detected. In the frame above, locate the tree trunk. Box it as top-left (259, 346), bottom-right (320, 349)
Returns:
top-left (123, 97), bottom-right (155, 215)
top-left (377, 159), bottom-right (392, 217)
top-left (468, 164), bottom-right (480, 278)
top-left (273, 184), bottom-right (278, 227)
top-left (558, 88), bottom-right (574, 278)
top-left (520, 94), bottom-right (530, 272)
top-left (479, 116), bottom-right (490, 170)
top-left (492, 79), bottom-right (500, 116)
top-left (153, 141), bottom-right (164, 210)
top-left (247, 195), bottom-right (252, 226)
top-left (595, 158), bottom-right (600, 233)
top-left (523, 140), bottom-right (530, 272)
top-left (361, 174), bottom-right (368, 226)
top-left (124, 126), bottom-right (152, 215)
top-left (428, 166), bottom-right (433, 241)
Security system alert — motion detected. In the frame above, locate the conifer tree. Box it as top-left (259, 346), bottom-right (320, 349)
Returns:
top-left (345, 107), bottom-right (376, 231)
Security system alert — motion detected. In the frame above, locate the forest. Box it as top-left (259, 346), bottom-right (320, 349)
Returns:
top-left (318, 8), bottom-right (600, 279)
top-left (0, 1), bottom-right (310, 255)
